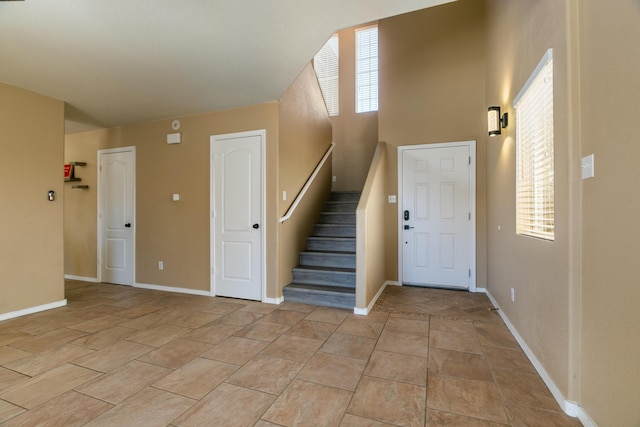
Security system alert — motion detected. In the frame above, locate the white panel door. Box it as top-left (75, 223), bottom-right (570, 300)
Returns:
top-left (211, 131), bottom-right (263, 300)
top-left (99, 148), bottom-right (135, 286)
top-left (401, 145), bottom-right (471, 289)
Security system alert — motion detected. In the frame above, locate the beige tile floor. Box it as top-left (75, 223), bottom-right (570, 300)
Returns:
top-left (0, 280), bottom-right (582, 426)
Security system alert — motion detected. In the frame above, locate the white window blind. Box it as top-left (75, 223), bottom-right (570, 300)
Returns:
top-left (356, 26), bottom-right (378, 113)
top-left (515, 49), bottom-right (554, 241)
top-left (313, 35), bottom-right (339, 116)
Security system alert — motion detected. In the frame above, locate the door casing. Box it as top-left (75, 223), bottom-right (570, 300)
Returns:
top-left (210, 129), bottom-right (266, 301)
top-left (97, 146), bottom-right (136, 285)
top-left (397, 141), bottom-right (476, 291)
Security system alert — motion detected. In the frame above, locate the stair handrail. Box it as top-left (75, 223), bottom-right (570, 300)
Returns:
top-left (279, 142), bottom-right (335, 223)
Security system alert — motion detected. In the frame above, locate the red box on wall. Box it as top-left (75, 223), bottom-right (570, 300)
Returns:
top-left (64, 164), bottom-right (73, 179)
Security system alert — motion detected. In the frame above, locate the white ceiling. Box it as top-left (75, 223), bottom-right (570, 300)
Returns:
top-left (0, 0), bottom-right (453, 133)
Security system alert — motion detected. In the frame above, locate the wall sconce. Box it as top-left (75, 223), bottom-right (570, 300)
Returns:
top-left (488, 106), bottom-right (508, 136)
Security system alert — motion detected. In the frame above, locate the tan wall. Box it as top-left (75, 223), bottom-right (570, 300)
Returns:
top-left (0, 83), bottom-right (65, 315)
top-left (578, 1), bottom-right (640, 424)
top-left (378, 0), bottom-right (488, 287)
top-left (330, 27), bottom-right (379, 192)
top-left (485, 0), bottom-right (576, 399)
top-left (64, 103), bottom-right (280, 297)
top-left (64, 134), bottom-right (99, 279)
top-left (277, 63), bottom-right (333, 293)
top-left (356, 142), bottom-right (387, 309)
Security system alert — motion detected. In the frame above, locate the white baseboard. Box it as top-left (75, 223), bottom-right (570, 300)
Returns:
top-left (354, 280), bottom-right (398, 315)
top-left (263, 296), bottom-right (284, 305)
top-left (481, 289), bottom-right (592, 421)
top-left (0, 299), bottom-right (68, 322)
top-left (576, 406), bottom-right (597, 427)
top-left (64, 274), bottom-right (99, 283)
top-left (134, 282), bottom-right (212, 297)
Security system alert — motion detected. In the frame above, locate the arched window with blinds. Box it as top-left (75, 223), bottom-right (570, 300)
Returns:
top-left (313, 35), bottom-right (339, 116)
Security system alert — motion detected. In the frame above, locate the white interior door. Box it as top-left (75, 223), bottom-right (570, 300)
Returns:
top-left (400, 143), bottom-right (474, 289)
top-left (211, 130), bottom-right (264, 301)
top-left (99, 148), bottom-right (135, 286)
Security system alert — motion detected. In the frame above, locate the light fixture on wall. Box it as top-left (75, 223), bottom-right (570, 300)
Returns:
top-left (488, 106), bottom-right (508, 136)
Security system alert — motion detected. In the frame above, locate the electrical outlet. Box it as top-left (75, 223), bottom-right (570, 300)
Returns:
top-left (510, 287), bottom-right (515, 302)
top-left (332, 176), bottom-right (337, 182)
top-left (158, 261), bottom-right (164, 270)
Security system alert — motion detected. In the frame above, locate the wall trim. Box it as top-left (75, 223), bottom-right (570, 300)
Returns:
top-left (64, 274), bottom-right (99, 283)
top-left (0, 299), bottom-right (67, 322)
top-left (263, 296), bottom-right (284, 305)
top-left (576, 406), bottom-right (597, 427)
top-left (354, 280), bottom-right (399, 315)
top-left (480, 289), bottom-right (590, 420)
top-left (134, 282), bottom-right (212, 297)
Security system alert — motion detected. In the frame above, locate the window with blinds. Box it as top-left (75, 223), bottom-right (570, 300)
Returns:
top-left (515, 49), bottom-right (554, 241)
top-left (314, 35), bottom-right (339, 116)
top-left (356, 25), bottom-right (378, 113)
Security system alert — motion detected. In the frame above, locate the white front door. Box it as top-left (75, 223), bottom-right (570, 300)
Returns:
top-left (98, 147), bottom-right (135, 286)
top-left (211, 130), bottom-right (264, 301)
top-left (399, 142), bottom-right (475, 289)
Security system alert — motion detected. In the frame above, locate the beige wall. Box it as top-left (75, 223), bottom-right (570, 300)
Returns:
top-left (378, 0), bottom-right (488, 286)
top-left (0, 83), bottom-right (65, 315)
top-left (356, 142), bottom-right (387, 309)
top-left (485, 0), bottom-right (577, 401)
top-left (330, 27), bottom-right (379, 192)
top-left (64, 133), bottom-right (99, 278)
top-left (578, 1), bottom-right (640, 424)
top-left (65, 103), bottom-right (280, 296)
top-left (277, 63), bottom-right (333, 293)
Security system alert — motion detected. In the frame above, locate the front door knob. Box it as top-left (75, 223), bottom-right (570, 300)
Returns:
top-left (125, 223), bottom-right (132, 228)
top-left (252, 224), bottom-right (259, 229)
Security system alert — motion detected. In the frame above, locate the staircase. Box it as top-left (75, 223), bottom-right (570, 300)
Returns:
top-left (282, 191), bottom-right (360, 309)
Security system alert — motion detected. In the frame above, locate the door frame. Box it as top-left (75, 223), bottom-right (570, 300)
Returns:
top-left (397, 141), bottom-right (476, 291)
top-left (210, 129), bottom-right (266, 301)
top-left (97, 146), bottom-right (136, 285)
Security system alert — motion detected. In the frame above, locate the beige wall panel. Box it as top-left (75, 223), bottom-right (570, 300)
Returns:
top-left (485, 0), bottom-right (574, 398)
top-left (578, 1), bottom-right (640, 424)
top-left (378, 0), bottom-right (487, 286)
top-left (278, 64), bottom-right (333, 217)
top-left (356, 142), bottom-right (387, 309)
top-left (0, 83), bottom-right (65, 315)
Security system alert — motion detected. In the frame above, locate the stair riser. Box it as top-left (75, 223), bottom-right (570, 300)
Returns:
top-left (307, 238), bottom-right (356, 252)
top-left (329, 192), bottom-right (361, 202)
top-left (313, 225), bottom-right (356, 238)
top-left (282, 288), bottom-right (355, 310)
top-left (319, 213), bottom-right (356, 224)
top-left (292, 270), bottom-right (355, 287)
top-left (300, 253), bottom-right (356, 269)
top-left (324, 202), bottom-right (358, 212)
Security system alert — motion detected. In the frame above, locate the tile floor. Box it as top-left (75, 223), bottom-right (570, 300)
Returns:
top-left (0, 281), bottom-right (582, 426)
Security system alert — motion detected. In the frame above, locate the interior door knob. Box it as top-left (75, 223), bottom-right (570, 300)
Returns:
top-left (124, 223), bottom-right (131, 228)
top-left (252, 224), bottom-right (259, 229)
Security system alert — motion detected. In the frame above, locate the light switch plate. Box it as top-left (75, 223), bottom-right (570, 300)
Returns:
top-left (582, 154), bottom-right (594, 180)
top-left (388, 195), bottom-right (397, 204)
top-left (172, 193), bottom-right (180, 201)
